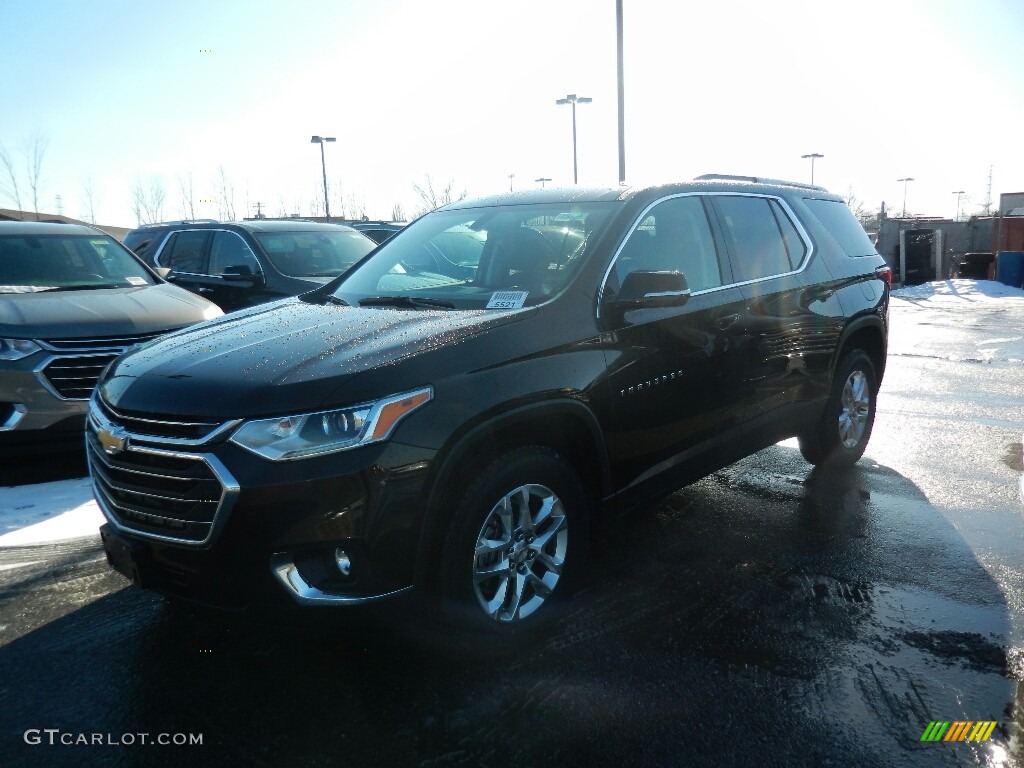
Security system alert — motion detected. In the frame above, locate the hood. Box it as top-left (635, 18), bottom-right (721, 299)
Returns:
top-left (100, 298), bottom-right (527, 418)
top-left (0, 283), bottom-right (219, 340)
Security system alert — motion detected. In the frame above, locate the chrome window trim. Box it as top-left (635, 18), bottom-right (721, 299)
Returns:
top-left (86, 404), bottom-right (240, 548)
top-left (596, 191), bottom-right (815, 318)
top-left (92, 396), bottom-right (241, 448)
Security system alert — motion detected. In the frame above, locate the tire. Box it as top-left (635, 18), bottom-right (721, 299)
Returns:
top-left (799, 350), bottom-right (878, 467)
top-left (437, 446), bottom-right (589, 636)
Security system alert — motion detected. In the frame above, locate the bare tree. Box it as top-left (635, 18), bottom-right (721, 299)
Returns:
top-left (25, 131), bottom-right (49, 219)
top-left (130, 175), bottom-right (167, 224)
top-left (391, 202), bottom-right (406, 222)
top-left (214, 166), bottom-right (236, 221)
top-left (0, 142), bottom-right (22, 211)
top-left (178, 172), bottom-right (196, 220)
top-left (345, 192), bottom-right (367, 221)
top-left (413, 175), bottom-right (466, 217)
top-left (81, 173), bottom-right (98, 223)
top-left (843, 186), bottom-right (879, 230)
top-left (276, 194), bottom-right (289, 218)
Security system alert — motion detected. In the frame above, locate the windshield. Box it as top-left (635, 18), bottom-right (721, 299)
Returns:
top-left (332, 202), bottom-right (615, 309)
top-left (0, 234), bottom-right (157, 293)
top-left (253, 230), bottom-right (376, 278)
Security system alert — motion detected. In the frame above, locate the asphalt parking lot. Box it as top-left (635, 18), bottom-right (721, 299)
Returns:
top-left (1, 288), bottom-right (1022, 768)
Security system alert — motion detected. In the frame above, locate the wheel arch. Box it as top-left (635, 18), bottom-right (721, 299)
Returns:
top-left (835, 316), bottom-right (887, 384)
top-left (413, 399), bottom-right (611, 587)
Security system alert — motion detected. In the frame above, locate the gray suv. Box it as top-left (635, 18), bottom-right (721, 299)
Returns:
top-left (0, 222), bottom-right (222, 453)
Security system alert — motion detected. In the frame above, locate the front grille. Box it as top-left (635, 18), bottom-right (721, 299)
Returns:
top-left (36, 332), bottom-right (174, 401)
top-left (97, 397), bottom-right (226, 442)
top-left (41, 331), bottom-right (170, 352)
top-left (86, 424), bottom-right (229, 545)
top-left (41, 354), bottom-right (119, 399)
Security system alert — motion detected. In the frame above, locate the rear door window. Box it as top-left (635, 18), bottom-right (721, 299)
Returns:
top-left (714, 196), bottom-right (795, 281)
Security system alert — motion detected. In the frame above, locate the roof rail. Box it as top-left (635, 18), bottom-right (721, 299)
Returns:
top-left (694, 174), bottom-right (827, 192)
top-left (140, 219), bottom-right (220, 227)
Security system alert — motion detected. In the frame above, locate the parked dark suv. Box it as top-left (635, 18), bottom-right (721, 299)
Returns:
top-left (123, 220), bottom-right (377, 312)
top-left (90, 178), bottom-right (889, 636)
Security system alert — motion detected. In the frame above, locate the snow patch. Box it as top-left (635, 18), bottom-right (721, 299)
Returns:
top-left (0, 478), bottom-right (104, 547)
top-left (892, 279), bottom-right (1024, 302)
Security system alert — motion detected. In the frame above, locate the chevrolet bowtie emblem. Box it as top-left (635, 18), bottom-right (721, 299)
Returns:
top-left (97, 426), bottom-right (129, 455)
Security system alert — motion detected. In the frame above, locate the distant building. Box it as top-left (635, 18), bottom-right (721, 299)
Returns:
top-left (0, 208), bottom-right (130, 242)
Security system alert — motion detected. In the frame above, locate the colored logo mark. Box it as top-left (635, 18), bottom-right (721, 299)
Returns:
top-left (200, 49), bottom-right (213, 53)
top-left (920, 721), bottom-right (997, 742)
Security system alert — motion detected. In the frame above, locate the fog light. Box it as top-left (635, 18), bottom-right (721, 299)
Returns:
top-left (334, 548), bottom-right (352, 577)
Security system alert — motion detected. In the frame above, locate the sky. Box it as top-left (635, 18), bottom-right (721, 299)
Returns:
top-left (1, 0), bottom-right (1023, 228)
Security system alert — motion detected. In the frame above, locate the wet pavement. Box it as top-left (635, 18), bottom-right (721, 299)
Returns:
top-left (1, 294), bottom-right (1022, 768)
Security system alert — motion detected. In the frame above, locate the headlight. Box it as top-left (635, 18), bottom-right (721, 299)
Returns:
top-left (0, 338), bottom-right (41, 361)
top-left (229, 386), bottom-right (432, 461)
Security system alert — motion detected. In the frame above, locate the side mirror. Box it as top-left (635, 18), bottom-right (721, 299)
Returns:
top-left (222, 265), bottom-right (263, 285)
top-left (155, 267), bottom-right (172, 280)
top-left (611, 270), bottom-right (690, 308)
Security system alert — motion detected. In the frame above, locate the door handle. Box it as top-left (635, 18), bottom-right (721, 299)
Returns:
top-left (716, 313), bottom-right (741, 330)
top-left (195, 286), bottom-right (214, 294)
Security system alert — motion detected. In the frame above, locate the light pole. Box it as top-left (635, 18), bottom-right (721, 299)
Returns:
top-left (508, 173), bottom-right (515, 192)
top-left (897, 177), bottom-right (914, 217)
top-left (535, 177), bottom-right (552, 189)
top-left (310, 135), bottom-right (336, 222)
top-left (555, 93), bottom-right (592, 184)
top-left (801, 153), bottom-right (824, 185)
top-left (952, 190), bottom-right (966, 221)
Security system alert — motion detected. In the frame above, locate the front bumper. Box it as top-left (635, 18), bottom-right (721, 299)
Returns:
top-left (88, 401), bottom-right (432, 610)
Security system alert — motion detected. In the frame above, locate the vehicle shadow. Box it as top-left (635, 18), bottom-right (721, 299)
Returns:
top-left (0, 446), bottom-right (1018, 768)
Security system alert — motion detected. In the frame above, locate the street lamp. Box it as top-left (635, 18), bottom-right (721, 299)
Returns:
top-left (535, 177), bottom-right (552, 189)
top-left (555, 93), bottom-right (592, 184)
top-left (801, 153), bottom-right (824, 185)
top-left (508, 173), bottom-right (515, 192)
top-left (310, 135), bottom-right (336, 222)
top-left (897, 177), bottom-right (914, 217)
top-left (952, 190), bottom-right (966, 221)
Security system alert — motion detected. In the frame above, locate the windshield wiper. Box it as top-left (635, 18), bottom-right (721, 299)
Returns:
top-left (358, 295), bottom-right (456, 310)
top-left (52, 283), bottom-right (130, 291)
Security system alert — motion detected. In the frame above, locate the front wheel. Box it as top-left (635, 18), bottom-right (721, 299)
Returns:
top-left (437, 446), bottom-right (589, 636)
top-left (799, 350), bottom-right (878, 466)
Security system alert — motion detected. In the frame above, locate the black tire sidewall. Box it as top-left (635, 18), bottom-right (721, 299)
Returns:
top-left (437, 446), bottom-right (589, 636)
top-left (816, 350), bottom-right (878, 466)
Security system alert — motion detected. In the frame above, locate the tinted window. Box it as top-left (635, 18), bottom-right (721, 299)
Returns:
top-left (334, 203), bottom-right (615, 308)
top-left (209, 231), bottom-right (261, 275)
top-left (0, 234), bottom-right (155, 292)
top-left (715, 196), bottom-right (792, 281)
top-left (160, 230), bottom-right (209, 272)
top-left (770, 200), bottom-right (807, 269)
top-left (254, 230), bottom-right (375, 278)
top-left (612, 196), bottom-right (722, 292)
top-left (802, 198), bottom-right (877, 256)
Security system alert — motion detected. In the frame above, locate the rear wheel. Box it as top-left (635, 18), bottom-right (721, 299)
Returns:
top-left (437, 446), bottom-right (589, 636)
top-left (800, 350), bottom-right (878, 467)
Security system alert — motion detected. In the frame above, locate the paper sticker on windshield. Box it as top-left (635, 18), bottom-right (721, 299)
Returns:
top-left (486, 291), bottom-right (528, 309)
top-left (126, 276), bottom-right (147, 286)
